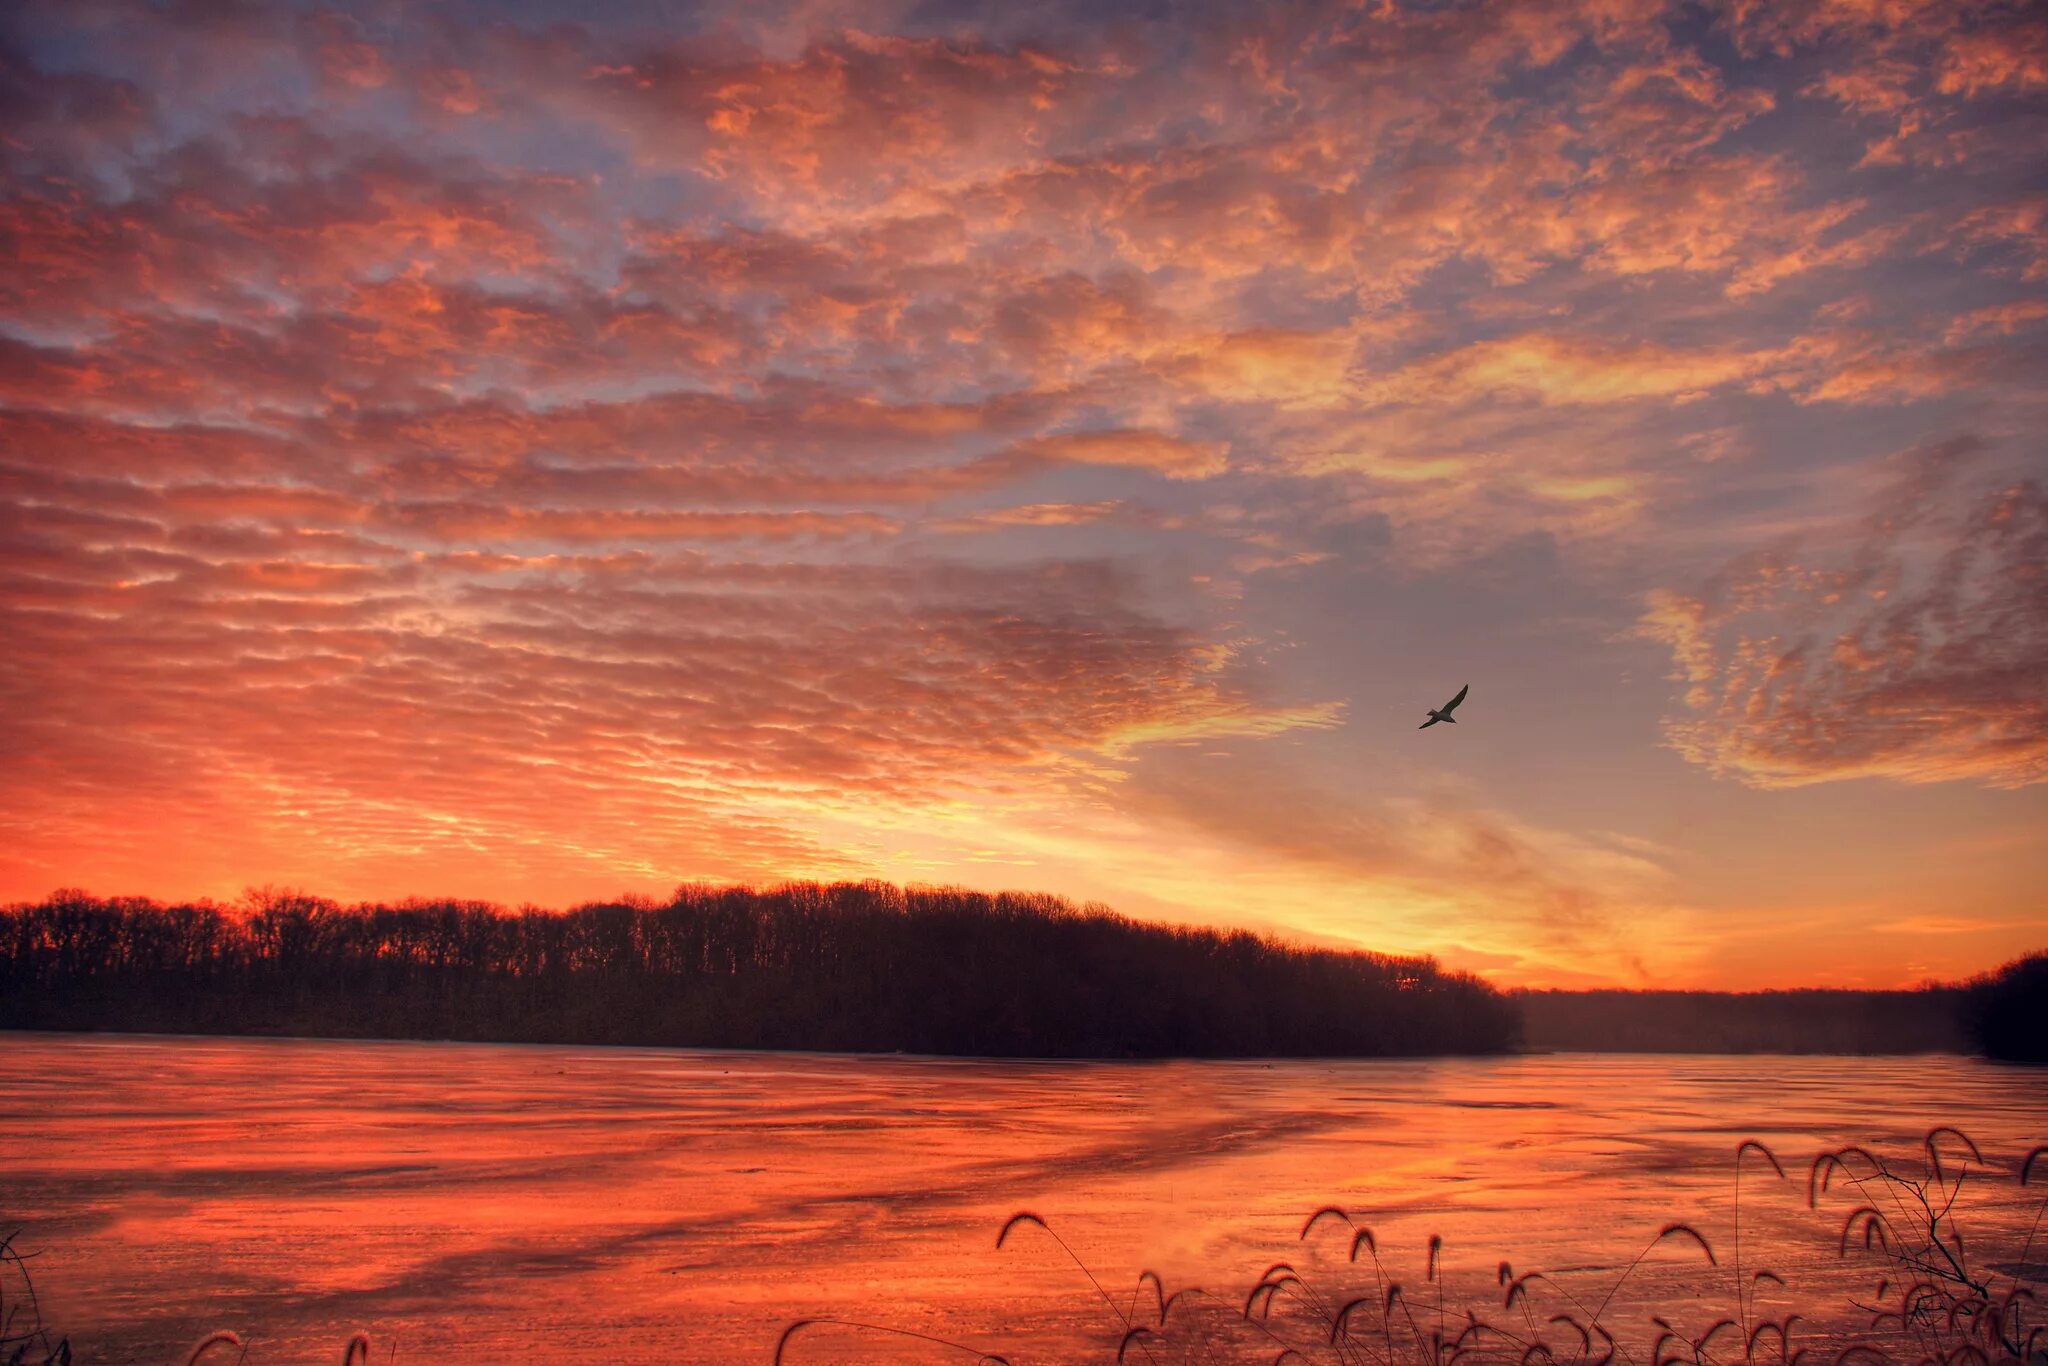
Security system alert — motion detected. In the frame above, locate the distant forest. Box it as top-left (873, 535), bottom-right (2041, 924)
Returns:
top-left (1518, 955), bottom-right (2046, 1059)
top-left (0, 883), bottom-right (1520, 1057)
top-left (1515, 987), bottom-right (1968, 1054)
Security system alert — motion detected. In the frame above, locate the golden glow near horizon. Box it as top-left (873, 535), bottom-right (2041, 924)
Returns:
top-left (2, 0), bottom-right (2044, 989)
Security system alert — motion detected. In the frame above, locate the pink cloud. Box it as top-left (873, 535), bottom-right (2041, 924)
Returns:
top-left (1643, 449), bottom-right (2048, 789)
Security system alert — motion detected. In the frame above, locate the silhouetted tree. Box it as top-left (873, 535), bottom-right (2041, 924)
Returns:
top-left (0, 883), bottom-right (1521, 1058)
top-left (1959, 951), bottom-right (2048, 1063)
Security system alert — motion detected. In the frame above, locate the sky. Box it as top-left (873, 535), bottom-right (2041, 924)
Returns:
top-left (1, 0), bottom-right (2043, 988)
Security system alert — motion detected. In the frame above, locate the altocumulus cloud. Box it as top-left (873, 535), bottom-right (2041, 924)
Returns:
top-left (1643, 445), bottom-right (2048, 790)
top-left (0, 0), bottom-right (2043, 939)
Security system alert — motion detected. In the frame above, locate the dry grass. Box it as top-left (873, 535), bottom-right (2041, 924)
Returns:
top-left (180, 1330), bottom-right (244, 1365)
top-left (178, 1329), bottom-right (377, 1365)
top-left (1, 1229), bottom-right (69, 1366)
top-left (1807, 1131), bottom-right (2047, 1363)
top-left (782, 1128), bottom-right (2048, 1366)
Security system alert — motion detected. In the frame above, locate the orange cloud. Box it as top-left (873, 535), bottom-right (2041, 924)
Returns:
top-left (1012, 429), bottom-right (1227, 479)
top-left (1643, 450), bottom-right (2048, 789)
top-left (1372, 333), bottom-right (1781, 406)
top-left (1936, 23), bottom-right (2048, 96)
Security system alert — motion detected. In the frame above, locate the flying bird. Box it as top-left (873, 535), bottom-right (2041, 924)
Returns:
top-left (1418, 683), bottom-right (1469, 730)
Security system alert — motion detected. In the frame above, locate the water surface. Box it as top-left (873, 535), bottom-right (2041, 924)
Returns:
top-left (3, 1035), bottom-right (2042, 1363)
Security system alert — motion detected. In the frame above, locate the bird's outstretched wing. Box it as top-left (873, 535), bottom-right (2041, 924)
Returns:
top-left (1440, 683), bottom-right (1469, 714)
top-left (1418, 716), bottom-right (1441, 729)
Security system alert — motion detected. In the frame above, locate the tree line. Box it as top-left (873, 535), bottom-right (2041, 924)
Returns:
top-left (0, 883), bottom-right (1523, 1057)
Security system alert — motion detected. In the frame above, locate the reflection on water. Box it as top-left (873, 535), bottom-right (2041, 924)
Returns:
top-left (1, 1035), bottom-right (2041, 1363)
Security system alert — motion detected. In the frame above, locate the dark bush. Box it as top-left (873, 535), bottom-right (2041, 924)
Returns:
top-left (1960, 950), bottom-right (2048, 1063)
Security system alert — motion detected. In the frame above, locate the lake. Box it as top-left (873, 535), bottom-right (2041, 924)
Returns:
top-left (2, 1035), bottom-right (2043, 1364)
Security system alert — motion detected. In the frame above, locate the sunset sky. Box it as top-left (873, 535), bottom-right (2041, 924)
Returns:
top-left (2, 0), bottom-right (2043, 988)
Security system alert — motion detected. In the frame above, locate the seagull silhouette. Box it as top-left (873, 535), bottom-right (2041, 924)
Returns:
top-left (1418, 683), bottom-right (1469, 730)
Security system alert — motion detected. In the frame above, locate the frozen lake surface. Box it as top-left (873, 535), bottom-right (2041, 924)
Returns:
top-left (3, 1035), bottom-right (2043, 1363)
